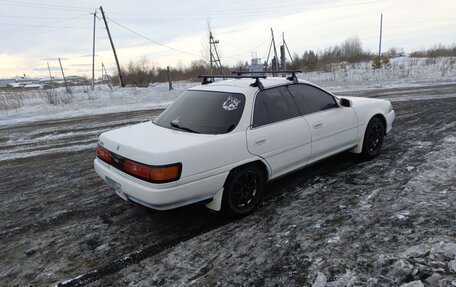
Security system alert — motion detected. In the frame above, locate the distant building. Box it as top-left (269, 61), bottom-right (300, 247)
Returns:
top-left (249, 57), bottom-right (265, 72)
top-left (66, 75), bottom-right (86, 83)
top-left (0, 78), bottom-right (15, 88)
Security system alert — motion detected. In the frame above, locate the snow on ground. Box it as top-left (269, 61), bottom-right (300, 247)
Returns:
top-left (0, 82), bottom-right (193, 126)
top-left (0, 57), bottom-right (455, 126)
top-left (299, 56), bottom-right (456, 92)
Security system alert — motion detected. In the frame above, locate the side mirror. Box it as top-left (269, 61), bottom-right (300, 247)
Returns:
top-left (340, 98), bottom-right (351, 107)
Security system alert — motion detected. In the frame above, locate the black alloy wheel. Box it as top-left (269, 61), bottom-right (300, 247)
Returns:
top-left (362, 117), bottom-right (385, 159)
top-left (222, 166), bottom-right (265, 217)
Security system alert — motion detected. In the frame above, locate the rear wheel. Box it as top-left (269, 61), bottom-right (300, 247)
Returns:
top-left (222, 166), bottom-right (265, 217)
top-left (362, 117), bottom-right (385, 159)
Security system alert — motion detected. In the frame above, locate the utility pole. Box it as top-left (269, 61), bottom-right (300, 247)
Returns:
top-left (101, 62), bottom-right (111, 87)
top-left (47, 62), bottom-right (53, 85)
top-left (58, 58), bottom-right (70, 94)
top-left (280, 32), bottom-right (286, 71)
top-left (99, 6), bottom-right (124, 87)
top-left (167, 66), bottom-right (173, 90)
top-left (209, 32), bottom-right (213, 75)
top-left (91, 9), bottom-right (97, 90)
top-left (101, 62), bottom-right (105, 84)
top-left (266, 28), bottom-right (280, 74)
top-left (271, 28), bottom-right (279, 72)
top-left (378, 13), bottom-right (383, 57)
top-left (209, 32), bottom-right (224, 76)
top-left (283, 33), bottom-right (294, 66)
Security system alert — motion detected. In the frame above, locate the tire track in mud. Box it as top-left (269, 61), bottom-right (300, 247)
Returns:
top-left (0, 85), bottom-right (455, 286)
top-left (56, 217), bottom-right (234, 287)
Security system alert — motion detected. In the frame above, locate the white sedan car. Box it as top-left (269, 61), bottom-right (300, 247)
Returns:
top-left (94, 72), bottom-right (395, 216)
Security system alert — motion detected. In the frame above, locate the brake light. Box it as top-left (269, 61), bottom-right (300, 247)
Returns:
top-left (123, 160), bottom-right (181, 183)
top-left (96, 145), bottom-right (112, 163)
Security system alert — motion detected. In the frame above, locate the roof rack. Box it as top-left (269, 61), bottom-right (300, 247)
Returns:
top-left (232, 70), bottom-right (302, 84)
top-left (198, 75), bottom-right (266, 90)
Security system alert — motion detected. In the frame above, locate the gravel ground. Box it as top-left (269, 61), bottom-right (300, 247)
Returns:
top-left (0, 84), bottom-right (455, 286)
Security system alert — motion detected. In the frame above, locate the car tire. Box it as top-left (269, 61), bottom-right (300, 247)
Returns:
top-left (362, 116), bottom-right (385, 159)
top-left (222, 165), bottom-right (265, 217)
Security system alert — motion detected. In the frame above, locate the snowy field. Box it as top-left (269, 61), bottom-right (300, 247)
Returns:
top-left (1, 57), bottom-right (455, 126)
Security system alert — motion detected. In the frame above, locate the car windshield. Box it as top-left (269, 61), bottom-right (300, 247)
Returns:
top-left (153, 90), bottom-right (245, 134)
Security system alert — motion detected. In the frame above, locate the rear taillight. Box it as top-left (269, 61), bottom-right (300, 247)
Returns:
top-left (123, 160), bottom-right (181, 183)
top-left (149, 165), bottom-right (181, 182)
top-left (97, 144), bottom-right (181, 183)
top-left (96, 144), bottom-right (112, 163)
top-left (123, 159), bottom-right (152, 180)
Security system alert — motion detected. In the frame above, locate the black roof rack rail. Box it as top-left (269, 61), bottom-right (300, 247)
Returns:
top-left (198, 75), bottom-right (266, 90)
top-left (232, 70), bottom-right (302, 83)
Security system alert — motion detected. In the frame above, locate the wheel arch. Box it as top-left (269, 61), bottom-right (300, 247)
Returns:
top-left (205, 159), bottom-right (270, 212)
top-left (373, 113), bottom-right (387, 134)
top-left (351, 112), bottom-right (387, 154)
top-left (224, 159), bottom-right (270, 186)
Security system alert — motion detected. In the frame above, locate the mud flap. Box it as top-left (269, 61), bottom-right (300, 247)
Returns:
top-left (205, 188), bottom-right (224, 211)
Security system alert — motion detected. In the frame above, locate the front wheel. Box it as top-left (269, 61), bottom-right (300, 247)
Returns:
top-left (222, 166), bottom-right (265, 217)
top-left (362, 117), bottom-right (385, 159)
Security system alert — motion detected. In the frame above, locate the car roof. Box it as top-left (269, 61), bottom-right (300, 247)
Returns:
top-left (188, 77), bottom-right (315, 94)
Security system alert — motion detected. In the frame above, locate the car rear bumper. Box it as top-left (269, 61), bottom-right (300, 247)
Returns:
top-left (94, 158), bottom-right (227, 210)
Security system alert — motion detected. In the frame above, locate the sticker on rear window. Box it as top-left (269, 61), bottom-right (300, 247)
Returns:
top-left (222, 96), bottom-right (241, 111)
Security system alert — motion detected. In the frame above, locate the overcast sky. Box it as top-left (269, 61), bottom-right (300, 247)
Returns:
top-left (0, 0), bottom-right (455, 78)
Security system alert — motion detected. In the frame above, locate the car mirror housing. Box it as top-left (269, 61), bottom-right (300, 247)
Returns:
top-left (340, 98), bottom-right (352, 107)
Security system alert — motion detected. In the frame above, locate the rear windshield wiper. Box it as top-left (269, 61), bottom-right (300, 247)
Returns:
top-left (170, 121), bottom-right (200, 134)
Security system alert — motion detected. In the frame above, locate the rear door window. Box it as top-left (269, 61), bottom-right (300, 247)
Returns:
top-left (252, 86), bottom-right (300, 127)
top-left (154, 90), bottom-right (245, 134)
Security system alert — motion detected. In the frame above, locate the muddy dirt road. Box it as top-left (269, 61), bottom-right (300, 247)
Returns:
top-left (1, 84), bottom-right (455, 286)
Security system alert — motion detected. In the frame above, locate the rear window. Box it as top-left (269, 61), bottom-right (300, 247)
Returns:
top-left (153, 90), bottom-right (245, 134)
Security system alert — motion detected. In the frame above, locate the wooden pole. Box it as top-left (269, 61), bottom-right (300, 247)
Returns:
top-left (91, 10), bottom-right (97, 90)
top-left (47, 62), bottom-right (53, 85)
top-left (58, 58), bottom-right (70, 94)
top-left (379, 13), bottom-right (383, 57)
top-left (280, 32), bottom-right (286, 71)
top-left (271, 28), bottom-right (279, 72)
top-left (209, 32), bottom-right (213, 75)
top-left (284, 39), bottom-right (294, 65)
top-left (99, 6), bottom-right (124, 87)
top-left (167, 66), bottom-right (173, 90)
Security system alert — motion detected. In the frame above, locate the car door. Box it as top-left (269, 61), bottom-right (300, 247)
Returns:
top-left (288, 84), bottom-right (358, 162)
top-left (246, 86), bottom-right (311, 179)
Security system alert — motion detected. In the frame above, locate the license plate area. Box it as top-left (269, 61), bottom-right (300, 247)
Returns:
top-left (105, 176), bottom-right (128, 201)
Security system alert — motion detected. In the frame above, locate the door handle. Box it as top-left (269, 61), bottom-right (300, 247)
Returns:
top-left (313, 122), bottom-right (323, 129)
top-left (253, 137), bottom-right (267, 146)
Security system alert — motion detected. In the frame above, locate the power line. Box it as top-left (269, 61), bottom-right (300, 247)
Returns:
top-left (0, 23), bottom-right (91, 29)
top-left (0, 0), bottom-right (91, 12)
top-left (0, 13), bottom-right (91, 39)
top-left (0, 14), bottom-right (89, 19)
top-left (222, 38), bottom-right (271, 58)
top-left (106, 17), bottom-right (202, 57)
top-left (105, 0), bottom-right (389, 20)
